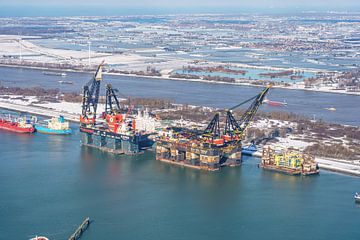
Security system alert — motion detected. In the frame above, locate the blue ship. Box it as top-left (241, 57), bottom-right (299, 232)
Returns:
top-left (242, 142), bottom-right (258, 156)
top-left (35, 116), bottom-right (72, 135)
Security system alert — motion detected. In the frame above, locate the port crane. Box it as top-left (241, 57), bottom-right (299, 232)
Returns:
top-left (201, 85), bottom-right (271, 144)
top-left (104, 83), bottom-right (135, 133)
top-left (80, 61), bottom-right (104, 125)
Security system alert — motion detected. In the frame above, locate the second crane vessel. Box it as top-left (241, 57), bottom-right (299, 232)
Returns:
top-left (156, 86), bottom-right (271, 170)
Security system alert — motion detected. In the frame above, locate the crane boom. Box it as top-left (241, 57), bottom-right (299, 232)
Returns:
top-left (80, 61), bottom-right (105, 125)
top-left (202, 85), bottom-right (271, 142)
top-left (224, 85), bottom-right (271, 138)
top-left (237, 85), bottom-right (270, 133)
top-left (203, 113), bottom-right (221, 139)
top-left (105, 84), bottom-right (121, 115)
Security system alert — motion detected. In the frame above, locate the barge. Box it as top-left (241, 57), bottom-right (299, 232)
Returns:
top-left (260, 146), bottom-right (319, 176)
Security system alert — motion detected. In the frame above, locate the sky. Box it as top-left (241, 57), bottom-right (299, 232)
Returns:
top-left (1, 0), bottom-right (360, 8)
top-left (0, 0), bottom-right (359, 17)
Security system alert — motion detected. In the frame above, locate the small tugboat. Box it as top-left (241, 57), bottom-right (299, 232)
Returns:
top-left (0, 115), bottom-right (35, 133)
top-left (355, 193), bottom-right (360, 203)
top-left (30, 236), bottom-right (49, 240)
top-left (35, 116), bottom-right (72, 135)
top-left (242, 142), bottom-right (258, 156)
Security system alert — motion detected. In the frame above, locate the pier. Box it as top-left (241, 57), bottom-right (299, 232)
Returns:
top-left (68, 217), bottom-right (91, 240)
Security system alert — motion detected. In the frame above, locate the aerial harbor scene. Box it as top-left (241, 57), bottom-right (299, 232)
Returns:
top-left (0, 0), bottom-right (360, 239)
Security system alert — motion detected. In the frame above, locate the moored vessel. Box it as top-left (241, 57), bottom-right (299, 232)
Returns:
top-left (260, 146), bottom-right (319, 176)
top-left (79, 62), bottom-right (156, 155)
top-left (155, 86), bottom-right (271, 171)
top-left (0, 115), bottom-right (35, 133)
top-left (242, 142), bottom-right (258, 156)
top-left (35, 116), bottom-right (72, 135)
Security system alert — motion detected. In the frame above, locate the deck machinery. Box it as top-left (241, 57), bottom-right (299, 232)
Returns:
top-left (79, 62), bottom-right (153, 154)
top-left (156, 86), bottom-right (271, 170)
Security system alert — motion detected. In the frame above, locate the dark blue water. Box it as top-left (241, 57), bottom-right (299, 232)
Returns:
top-left (0, 127), bottom-right (359, 239)
top-left (1, 66), bottom-right (360, 126)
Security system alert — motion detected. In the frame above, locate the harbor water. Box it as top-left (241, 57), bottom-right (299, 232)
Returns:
top-left (0, 128), bottom-right (359, 239)
top-left (0, 66), bottom-right (360, 126)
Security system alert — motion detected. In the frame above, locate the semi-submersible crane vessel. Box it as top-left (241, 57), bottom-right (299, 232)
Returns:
top-left (156, 85), bottom-right (271, 170)
top-left (79, 62), bottom-right (154, 154)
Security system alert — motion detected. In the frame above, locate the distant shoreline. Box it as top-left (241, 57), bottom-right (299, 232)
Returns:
top-left (1, 63), bottom-right (360, 96)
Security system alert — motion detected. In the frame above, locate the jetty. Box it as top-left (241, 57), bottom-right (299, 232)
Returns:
top-left (68, 217), bottom-right (91, 240)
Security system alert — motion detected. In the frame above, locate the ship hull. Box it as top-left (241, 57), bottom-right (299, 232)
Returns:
top-left (260, 164), bottom-right (319, 176)
top-left (79, 126), bottom-right (154, 155)
top-left (35, 125), bottom-right (72, 135)
top-left (155, 140), bottom-right (242, 171)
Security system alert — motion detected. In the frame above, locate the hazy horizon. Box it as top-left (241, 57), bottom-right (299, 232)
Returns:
top-left (1, 0), bottom-right (360, 17)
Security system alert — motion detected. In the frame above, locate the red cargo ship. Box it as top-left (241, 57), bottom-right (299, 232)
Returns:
top-left (263, 98), bottom-right (287, 107)
top-left (0, 117), bottom-right (35, 133)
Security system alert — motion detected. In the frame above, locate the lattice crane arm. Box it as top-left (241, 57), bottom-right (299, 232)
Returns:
top-left (105, 84), bottom-right (121, 115)
top-left (80, 61), bottom-right (105, 124)
top-left (224, 85), bottom-right (271, 137)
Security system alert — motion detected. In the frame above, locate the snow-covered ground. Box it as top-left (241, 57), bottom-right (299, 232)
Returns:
top-left (274, 136), bottom-right (312, 150)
